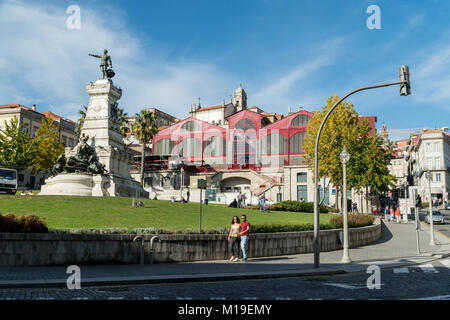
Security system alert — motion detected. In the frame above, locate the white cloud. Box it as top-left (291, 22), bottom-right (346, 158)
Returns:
top-left (251, 37), bottom-right (348, 112)
top-left (412, 44), bottom-right (450, 109)
top-left (0, 0), bottom-right (233, 120)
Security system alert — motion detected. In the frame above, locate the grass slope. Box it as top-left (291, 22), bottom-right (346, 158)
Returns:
top-left (0, 195), bottom-right (333, 230)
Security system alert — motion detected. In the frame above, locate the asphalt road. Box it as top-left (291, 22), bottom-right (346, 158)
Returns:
top-left (1, 258), bottom-right (449, 300)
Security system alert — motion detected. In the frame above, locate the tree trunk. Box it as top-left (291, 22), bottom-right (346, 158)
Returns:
top-left (359, 189), bottom-right (363, 213)
top-left (336, 186), bottom-right (340, 212)
top-left (140, 143), bottom-right (145, 186)
top-left (365, 186), bottom-right (369, 214)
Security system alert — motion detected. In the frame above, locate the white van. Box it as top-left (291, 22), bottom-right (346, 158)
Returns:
top-left (0, 168), bottom-right (18, 194)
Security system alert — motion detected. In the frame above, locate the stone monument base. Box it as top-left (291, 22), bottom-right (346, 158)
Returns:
top-left (40, 173), bottom-right (148, 198)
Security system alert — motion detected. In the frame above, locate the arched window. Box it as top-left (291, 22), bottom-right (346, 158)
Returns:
top-left (181, 121), bottom-right (200, 132)
top-left (289, 132), bottom-right (306, 153)
top-left (178, 137), bottom-right (202, 158)
top-left (264, 133), bottom-right (287, 155)
top-left (234, 118), bottom-right (255, 130)
top-left (291, 114), bottom-right (310, 127)
top-left (203, 136), bottom-right (226, 157)
top-left (153, 139), bottom-right (175, 155)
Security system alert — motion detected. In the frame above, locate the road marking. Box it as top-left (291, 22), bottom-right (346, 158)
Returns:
top-left (176, 297), bottom-right (193, 300)
top-left (210, 297), bottom-right (226, 300)
top-left (275, 297), bottom-right (292, 300)
top-left (393, 267), bottom-right (409, 273)
top-left (242, 297), bottom-right (259, 300)
top-left (323, 283), bottom-right (367, 290)
top-left (439, 259), bottom-right (450, 269)
top-left (418, 264), bottom-right (439, 273)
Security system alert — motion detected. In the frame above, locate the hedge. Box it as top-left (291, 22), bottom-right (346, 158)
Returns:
top-left (329, 214), bottom-right (375, 229)
top-left (246, 201), bottom-right (330, 213)
top-left (0, 213), bottom-right (48, 233)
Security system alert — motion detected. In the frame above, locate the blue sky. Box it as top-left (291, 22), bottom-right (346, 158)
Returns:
top-left (1, 0), bottom-right (449, 140)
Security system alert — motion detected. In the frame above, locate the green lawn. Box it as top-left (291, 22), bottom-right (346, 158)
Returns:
top-left (0, 194), bottom-right (333, 230)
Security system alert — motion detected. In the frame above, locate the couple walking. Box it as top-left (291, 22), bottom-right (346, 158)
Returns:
top-left (227, 214), bottom-right (250, 263)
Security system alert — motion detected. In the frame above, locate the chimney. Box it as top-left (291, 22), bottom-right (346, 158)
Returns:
top-left (32, 104), bottom-right (36, 111)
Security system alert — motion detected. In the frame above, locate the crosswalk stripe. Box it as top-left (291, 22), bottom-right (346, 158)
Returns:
top-left (439, 259), bottom-right (450, 269)
top-left (418, 264), bottom-right (439, 273)
top-left (393, 268), bottom-right (409, 273)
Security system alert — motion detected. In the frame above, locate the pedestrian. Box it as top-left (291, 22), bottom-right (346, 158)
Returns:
top-left (239, 214), bottom-right (251, 263)
top-left (395, 207), bottom-right (401, 223)
top-left (186, 189), bottom-right (190, 203)
top-left (385, 206), bottom-right (391, 223)
top-left (227, 216), bottom-right (241, 262)
top-left (237, 192), bottom-right (242, 208)
top-left (372, 206), bottom-right (378, 216)
top-left (242, 193), bottom-right (247, 207)
top-left (258, 197), bottom-right (264, 211)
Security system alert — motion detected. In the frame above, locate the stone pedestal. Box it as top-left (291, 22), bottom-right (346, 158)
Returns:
top-left (41, 78), bottom-right (148, 198)
top-left (39, 174), bottom-right (95, 196)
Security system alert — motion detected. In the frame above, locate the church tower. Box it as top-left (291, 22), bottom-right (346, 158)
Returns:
top-left (233, 83), bottom-right (247, 112)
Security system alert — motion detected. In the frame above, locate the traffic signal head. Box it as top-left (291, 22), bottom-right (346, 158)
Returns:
top-left (399, 65), bottom-right (411, 96)
top-left (415, 194), bottom-right (422, 207)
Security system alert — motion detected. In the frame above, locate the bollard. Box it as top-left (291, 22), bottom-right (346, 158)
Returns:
top-left (149, 236), bottom-right (160, 264)
top-left (133, 235), bottom-right (145, 264)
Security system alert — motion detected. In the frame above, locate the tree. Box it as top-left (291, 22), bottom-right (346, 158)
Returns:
top-left (132, 109), bottom-right (158, 185)
top-left (118, 107), bottom-right (130, 139)
top-left (0, 117), bottom-right (34, 170)
top-left (363, 134), bottom-right (397, 209)
top-left (30, 118), bottom-right (66, 173)
top-left (75, 105), bottom-right (88, 138)
top-left (303, 94), bottom-right (369, 208)
top-left (304, 94), bottom-right (397, 212)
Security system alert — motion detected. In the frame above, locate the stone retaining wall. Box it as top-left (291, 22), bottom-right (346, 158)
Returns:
top-left (0, 219), bottom-right (381, 266)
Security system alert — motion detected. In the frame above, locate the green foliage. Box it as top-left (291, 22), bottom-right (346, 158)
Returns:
top-left (75, 105), bottom-right (88, 137)
top-left (0, 117), bottom-right (34, 170)
top-left (303, 94), bottom-right (396, 201)
top-left (251, 223), bottom-right (333, 233)
top-left (30, 118), bottom-right (65, 173)
top-left (329, 213), bottom-right (375, 229)
top-left (0, 213), bottom-right (48, 233)
top-left (364, 135), bottom-right (397, 193)
top-left (118, 107), bottom-right (130, 139)
top-left (303, 94), bottom-right (366, 188)
top-left (132, 109), bottom-right (158, 184)
top-left (277, 201), bottom-right (329, 213)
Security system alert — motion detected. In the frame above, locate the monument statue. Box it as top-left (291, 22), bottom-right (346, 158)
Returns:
top-left (89, 49), bottom-right (115, 79)
top-left (51, 133), bottom-right (107, 175)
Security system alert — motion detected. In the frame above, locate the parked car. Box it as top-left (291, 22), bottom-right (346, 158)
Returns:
top-left (425, 211), bottom-right (445, 224)
top-left (446, 203), bottom-right (450, 210)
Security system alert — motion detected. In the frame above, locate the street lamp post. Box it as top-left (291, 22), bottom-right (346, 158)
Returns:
top-left (403, 181), bottom-right (409, 222)
top-left (313, 66), bottom-right (410, 268)
top-left (425, 171), bottom-right (436, 245)
top-left (340, 146), bottom-right (351, 263)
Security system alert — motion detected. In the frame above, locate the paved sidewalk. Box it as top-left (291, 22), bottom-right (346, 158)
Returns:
top-left (1, 220), bottom-right (449, 288)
